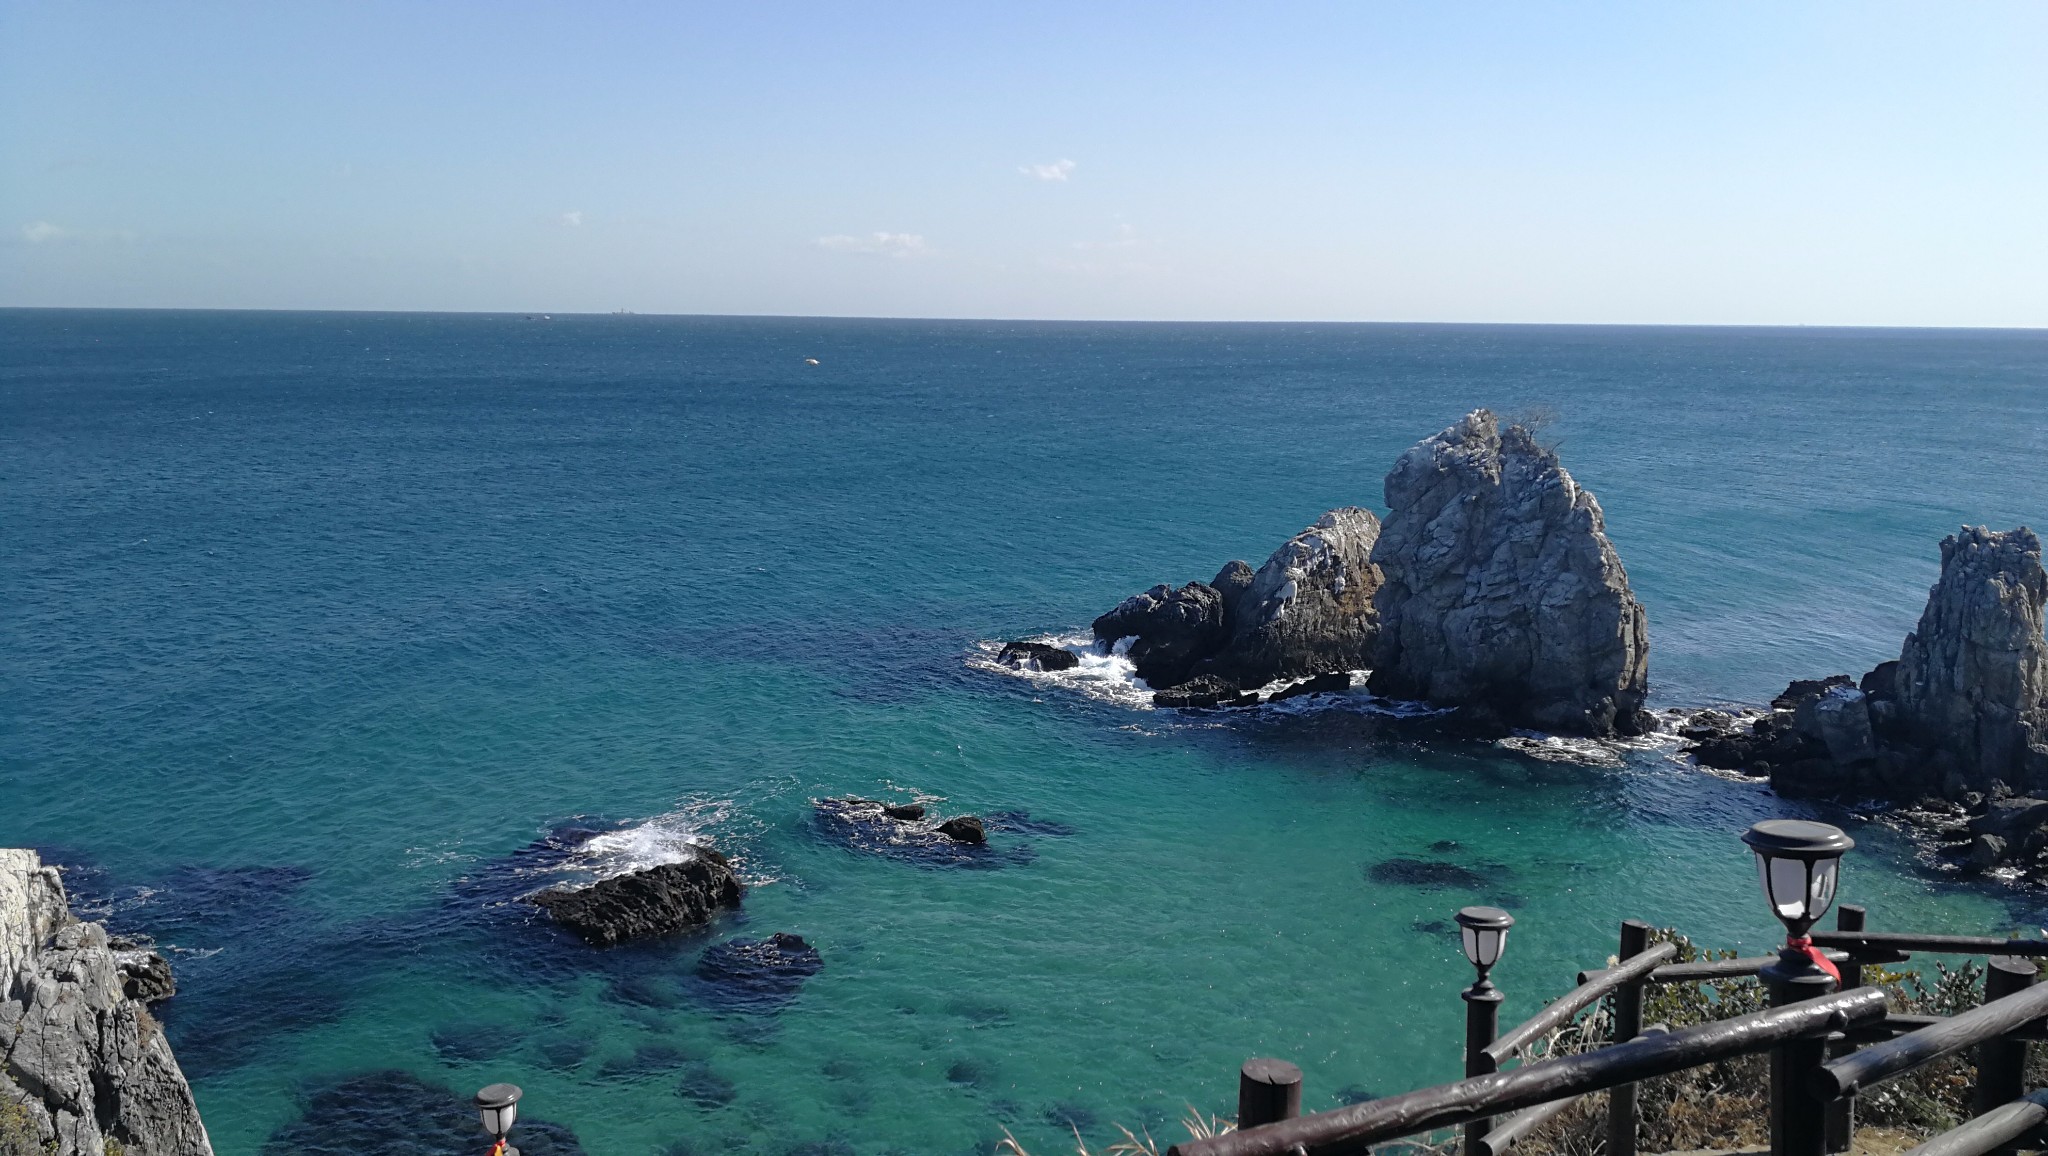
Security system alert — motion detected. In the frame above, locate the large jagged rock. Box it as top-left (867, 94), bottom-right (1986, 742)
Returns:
top-left (1197, 508), bottom-right (1382, 688)
top-left (1895, 526), bottom-right (2048, 794)
top-left (1367, 410), bottom-right (1651, 737)
top-left (1, 849), bottom-right (214, 1156)
top-left (1092, 508), bottom-right (1382, 691)
top-left (527, 850), bottom-right (744, 947)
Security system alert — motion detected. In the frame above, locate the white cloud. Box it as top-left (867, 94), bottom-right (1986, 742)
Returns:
top-left (22, 221), bottom-right (67, 243)
top-left (561, 210), bottom-right (583, 227)
top-left (1020, 158), bottom-right (1076, 182)
top-left (815, 231), bottom-right (929, 258)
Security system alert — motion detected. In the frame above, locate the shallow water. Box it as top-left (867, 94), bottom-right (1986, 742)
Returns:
top-left (5, 312), bottom-right (2048, 1154)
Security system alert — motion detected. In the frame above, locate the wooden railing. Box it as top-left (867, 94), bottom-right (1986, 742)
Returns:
top-left (1168, 905), bottom-right (2048, 1156)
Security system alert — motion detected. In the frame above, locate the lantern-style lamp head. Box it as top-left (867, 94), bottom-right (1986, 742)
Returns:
top-left (1455, 906), bottom-right (1514, 987)
top-left (1742, 819), bottom-right (1854, 940)
top-left (475, 1083), bottom-right (522, 1140)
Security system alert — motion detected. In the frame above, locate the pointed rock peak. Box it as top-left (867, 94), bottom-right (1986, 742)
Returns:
top-left (1369, 410), bottom-right (1649, 737)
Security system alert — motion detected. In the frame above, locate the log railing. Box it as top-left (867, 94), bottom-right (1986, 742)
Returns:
top-left (1170, 904), bottom-right (2048, 1156)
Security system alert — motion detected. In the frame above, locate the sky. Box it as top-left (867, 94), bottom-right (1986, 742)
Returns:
top-left (3, 2), bottom-right (2046, 325)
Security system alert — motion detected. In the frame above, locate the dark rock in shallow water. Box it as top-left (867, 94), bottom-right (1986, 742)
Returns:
top-left (675, 1060), bottom-right (739, 1110)
top-left (1152, 675), bottom-right (1259, 710)
top-left (810, 797), bottom-right (1004, 868)
top-left (260, 1069), bottom-right (586, 1156)
top-left (937, 816), bottom-right (987, 845)
top-left (946, 1058), bottom-right (993, 1087)
top-left (1368, 858), bottom-right (1494, 890)
top-left (1092, 581), bottom-right (1232, 688)
top-left (997, 641), bottom-right (1080, 672)
top-left (1774, 675), bottom-right (1855, 712)
top-left (1044, 1103), bottom-right (1100, 1132)
top-left (691, 932), bottom-right (823, 1014)
top-left (599, 1042), bottom-right (703, 1079)
top-left (429, 1021), bottom-right (524, 1064)
top-left (1368, 410), bottom-right (1651, 738)
top-left (528, 850), bottom-right (744, 946)
top-left (882, 802), bottom-right (925, 820)
top-left (537, 1034), bottom-right (594, 1071)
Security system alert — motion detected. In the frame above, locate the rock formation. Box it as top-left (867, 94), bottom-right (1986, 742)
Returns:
top-left (1677, 528), bottom-right (2048, 847)
top-left (1367, 410), bottom-right (1651, 737)
top-left (527, 849), bottom-right (744, 946)
top-left (995, 641), bottom-right (1078, 672)
top-left (1894, 526), bottom-right (2048, 793)
top-left (1091, 507), bottom-right (1382, 700)
top-left (1, 848), bottom-right (214, 1156)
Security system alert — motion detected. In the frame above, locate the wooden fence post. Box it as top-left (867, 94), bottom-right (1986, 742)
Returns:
top-left (1973, 956), bottom-right (2038, 1156)
top-left (1239, 1058), bottom-right (1303, 1131)
top-left (1607, 920), bottom-right (1652, 1156)
top-left (1825, 904), bottom-right (1866, 1154)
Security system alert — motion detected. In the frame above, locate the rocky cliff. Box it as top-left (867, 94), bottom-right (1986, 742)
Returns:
top-left (1367, 410), bottom-right (1652, 737)
top-left (1, 849), bottom-right (212, 1156)
top-left (1090, 507), bottom-right (1382, 698)
top-left (1679, 528), bottom-right (2048, 870)
top-left (1895, 526), bottom-right (2048, 793)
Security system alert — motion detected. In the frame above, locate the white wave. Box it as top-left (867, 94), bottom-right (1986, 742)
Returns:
top-left (968, 632), bottom-right (1156, 709)
top-left (573, 798), bottom-right (731, 879)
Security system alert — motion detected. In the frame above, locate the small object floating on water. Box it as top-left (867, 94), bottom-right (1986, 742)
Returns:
top-left (803, 357), bottom-right (820, 365)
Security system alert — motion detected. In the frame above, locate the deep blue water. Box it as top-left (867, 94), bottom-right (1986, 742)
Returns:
top-left (5, 310), bottom-right (2048, 1155)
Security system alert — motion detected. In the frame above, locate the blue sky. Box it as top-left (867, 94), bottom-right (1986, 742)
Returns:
top-left (4, 2), bottom-right (2045, 323)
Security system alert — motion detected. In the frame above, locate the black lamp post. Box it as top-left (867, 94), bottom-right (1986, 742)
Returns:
top-left (1456, 905), bottom-right (1514, 1156)
top-left (1743, 819), bottom-right (1854, 998)
top-left (1743, 820), bottom-right (1853, 1156)
top-left (475, 1083), bottom-right (522, 1156)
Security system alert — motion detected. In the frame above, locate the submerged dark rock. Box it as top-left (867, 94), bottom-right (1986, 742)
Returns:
top-left (527, 850), bottom-right (744, 946)
top-left (1367, 858), bottom-right (1495, 890)
top-left (692, 932), bottom-right (823, 1014)
top-left (259, 1069), bottom-right (586, 1156)
top-left (108, 934), bottom-right (177, 1004)
top-left (1369, 410), bottom-right (1651, 738)
top-left (996, 641), bottom-right (1079, 672)
top-left (1266, 672), bottom-right (1353, 703)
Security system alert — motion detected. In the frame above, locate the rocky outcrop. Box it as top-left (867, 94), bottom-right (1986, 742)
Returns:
top-left (935, 817), bottom-right (986, 845)
top-left (527, 850), bottom-right (744, 946)
top-left (996, 641), bottom-right (1079, 672)
top-left (1678, 527), bottom-right (2048, 817)
top-left (1895, 527), bottom-right (2048, 793)
top-left (1, 849), bottom-right (213, 1156)
top-left (1093, 508), bottom-right (1382, 693)
top-left (1091, 582), bottom-right (1230, 688)
top-left (1368, 410), bottom-right (1651, 737)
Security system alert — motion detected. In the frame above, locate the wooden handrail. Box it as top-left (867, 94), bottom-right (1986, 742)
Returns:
top-left (1899, 1090), bottom-right (2048, 1156)
top-left (1476, 1095), bottom-right (1578, 1156)
top-left (1486, 942), bottom-right (1678, 1063)
top-left (1169, 987), bottom-right (1887, 1156)
top-left (1810, 932), bottom-right (2048, 959)
top-left (1815, 982), bottom-right (2048, 1100)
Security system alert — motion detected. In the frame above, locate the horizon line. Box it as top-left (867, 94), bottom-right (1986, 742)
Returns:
top-left (4, 304), bottom-right (2047, 334)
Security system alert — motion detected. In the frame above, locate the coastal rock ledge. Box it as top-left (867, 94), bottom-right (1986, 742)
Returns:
top-left (1, 848), bottom-right (214, 1156)
top-left (1368, 410), bottom-right (1652, 738)
top-left (528, 849), bottom-right (745, 947)
top-left (1092, 507), bottom-right (1383, 697)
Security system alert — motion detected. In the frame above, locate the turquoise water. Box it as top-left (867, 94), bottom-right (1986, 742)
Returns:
top-left (5, 311), bottom-right (2048, 1155)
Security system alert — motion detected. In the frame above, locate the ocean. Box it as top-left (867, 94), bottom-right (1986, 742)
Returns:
top-left (5, 310), bottom-right (2048, 1155)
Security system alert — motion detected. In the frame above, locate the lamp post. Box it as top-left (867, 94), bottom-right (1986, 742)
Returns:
top-left (475, 1083), bottom-right (522, 1156)
top-left (1742, 820), bottom-right (1854, 1156)
top-left (1456, 905), bottom-right (1514, 1156)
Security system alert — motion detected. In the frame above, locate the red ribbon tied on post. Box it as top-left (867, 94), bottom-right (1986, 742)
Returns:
top-left (488, 1141), bottom-right (505, 1156)
top-left (1787, 936), bottom-right (1841, 985)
